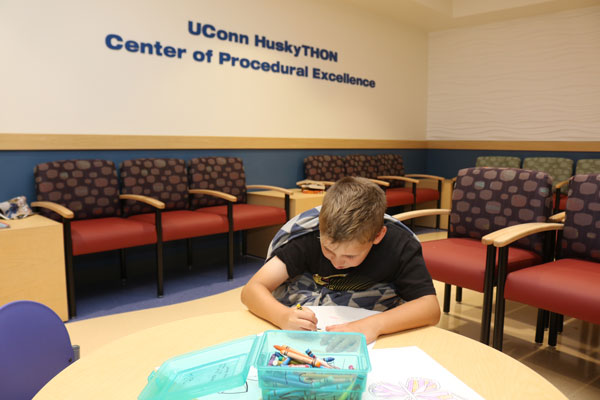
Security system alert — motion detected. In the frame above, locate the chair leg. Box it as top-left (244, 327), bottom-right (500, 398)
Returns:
top-left (535, 309), bottom-right (547, 344)
top-left (480, 245), bottom-right (496, 345)
top-left (227, 202), bottom-right (234, 280)
top-left (443, 284), bottom-right (451, 313)
top-left (63, 219), bottom-right (77, 319)
top-left (155, 210), bottom-right (164, 297)
top-left (187, 238), bottom-right (193, 270)
top-left (120, 248), bottom-right (127, 283)
top-left (548, 312), bottom-right (559, 346)
top-left (455, 287), bottom-right (462, 303)
top-left (557, 313), bottom-right (564, 333)
top-left (492, 246), bottom-right (509, 350)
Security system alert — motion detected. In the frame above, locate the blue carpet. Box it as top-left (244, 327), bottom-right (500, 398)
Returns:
top-left (69, 255), bottom-right (264, 322)
top-left (68, 226), bottom-right (442, 322)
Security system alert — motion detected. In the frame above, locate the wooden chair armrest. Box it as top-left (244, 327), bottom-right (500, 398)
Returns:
top-left (31, 201), bottom-right (74, 219)
top-left (188, 189), bottom-right (237, 202)
top-left (392, 208), bottom-right (451, 222)
top-left (377, 175), bottom-right (420, 184)
top-left (367, 178), bottom-right (390, 187)
top-left (484, 223), bottom-right (564, 248)
top-left (246, 185), bottom-right (293, 195)
top-left (549, 212), bottom-right (566, 223)
top-left (555, 179), bottom-right (571, 190)
top-left (119, 194), bottom-right (165, 209)
top-left (405, 174), bottom-right (445, 182)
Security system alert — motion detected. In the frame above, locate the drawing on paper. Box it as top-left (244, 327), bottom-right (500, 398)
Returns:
top-left (368, 377), bottom-right (464, 399)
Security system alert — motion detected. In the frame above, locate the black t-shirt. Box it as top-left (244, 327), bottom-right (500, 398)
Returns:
top-left (273, 221), bottom-right (436, 302)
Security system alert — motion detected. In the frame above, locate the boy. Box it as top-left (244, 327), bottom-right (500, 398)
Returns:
top-left (241, 176), bottom-right (440, 344)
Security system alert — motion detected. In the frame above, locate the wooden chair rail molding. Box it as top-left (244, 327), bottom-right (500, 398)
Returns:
top-left (0, 134), bottom-right (424, 150)
top-left (2, 134), bottom-right (599, 151)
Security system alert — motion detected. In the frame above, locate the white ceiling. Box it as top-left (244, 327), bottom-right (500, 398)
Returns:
top-left (338, 0), bottom-right (600, 31)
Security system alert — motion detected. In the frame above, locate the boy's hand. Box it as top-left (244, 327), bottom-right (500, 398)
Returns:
top-left (325, 319), bottom-right (379, 344)
top-left (281, 306), bottom-right (318, 331)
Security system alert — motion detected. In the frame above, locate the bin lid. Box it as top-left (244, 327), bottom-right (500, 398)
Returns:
top-left (138, 334), bottom-right (259, 400)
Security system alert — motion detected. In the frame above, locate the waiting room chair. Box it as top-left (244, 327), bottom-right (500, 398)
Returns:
top-left (33, 159), bottom-right (162, 318)
top-left (120, 158), bottom-right (232, 283)
top-left (575, 158), bottom-right (600, 175)
top-left (523, 157), bottom-right (574, 213)
top-left (475, 156), bottom-right (521, 168)
top-left (0, 300), bottom-right (79, 400)
top-left (188, 156), bottom-right (291, 279)
top-left (490, 173), bottom-right (600, 350)
top-left (303, 154), bottom-right (346, 184)
top-left (377, 153), bottom-right (444, 227)
top-left (393, 167), bottom-right (554, 344)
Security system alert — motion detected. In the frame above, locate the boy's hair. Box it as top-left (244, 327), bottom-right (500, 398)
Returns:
top-left (319, 176), bottom-right (387, 244)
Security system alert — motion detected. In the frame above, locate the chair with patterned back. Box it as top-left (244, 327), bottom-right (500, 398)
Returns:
top-left (0, 300), bottom-right (79, 400)
top-left (33, 159), bottom-right (161, 318)
top-left (491, 173), bottom-right (600, 350)
top-left (188, 156), bottom-right (291, 279)
top-left (335, 154), bottom-right (392, 193)
top-left (303, 155), bottom-right (346, 185)
top-left (575, 158), bottom-right (600, 175)
top-left (475, 156), bottom-right (521, 168)
top-left (522, 157), bottom-right (574, 212)
top-left (120, 158), bottom-right (231, 286)
top-left (394, 167), bottom-right (554, 344)
top-left (377, 153), bottom-right (444, 227)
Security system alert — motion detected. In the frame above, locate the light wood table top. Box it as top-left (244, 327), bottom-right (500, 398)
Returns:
top-left (34, 310), bottom-right (566, 400)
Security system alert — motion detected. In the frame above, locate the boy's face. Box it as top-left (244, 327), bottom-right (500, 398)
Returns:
top-left (319, 227), bottom-right (387, 270)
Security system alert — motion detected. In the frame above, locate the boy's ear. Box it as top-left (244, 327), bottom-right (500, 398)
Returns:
top-left (373, 226), bottom-right (387, 245)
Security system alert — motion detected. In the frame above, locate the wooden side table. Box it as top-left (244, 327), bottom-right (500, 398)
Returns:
top-left (246, 189), bottom-right (325, 258)
top-left (0, 215), bottom-right (68, 321)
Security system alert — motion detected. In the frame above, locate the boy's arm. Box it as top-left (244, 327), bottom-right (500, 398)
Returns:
top-left (325, 294), bottom-right (440, 344)
top-left (240, 256), bottom-right (318, 331)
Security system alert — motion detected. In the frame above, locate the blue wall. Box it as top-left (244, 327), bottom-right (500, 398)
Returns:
top-left (0, 148), bottom-right (428, 202)
top-left (2, 147), bottom-right (599, 203)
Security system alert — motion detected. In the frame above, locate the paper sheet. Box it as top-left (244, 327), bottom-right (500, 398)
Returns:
top-left (305, 305), bottom-right (381, 331)
top-left (364, 346), bottom-right (484, 400)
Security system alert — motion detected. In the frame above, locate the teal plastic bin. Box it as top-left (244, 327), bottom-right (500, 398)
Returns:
top-left (138, 330), bottom-right (371, 400)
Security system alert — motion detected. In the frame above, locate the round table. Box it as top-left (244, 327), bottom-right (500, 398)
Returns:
top-left (34, 310), bottom-right (566, 399)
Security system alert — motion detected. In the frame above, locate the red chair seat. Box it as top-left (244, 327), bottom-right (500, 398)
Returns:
top-left (423, 238), bottom-right (542, 292)
top-left (505, 258), bottom-right (600, 325)
top-left (129, 210), bottom-right (228, 242)
top-left (71, 217), bottom-right (157, 256)
top-left (385, 188), bottom-right (414, 207)
top-left (197, 204), bottom-right (287, 231)
top-left (416, 188), bottom-right (440, 203)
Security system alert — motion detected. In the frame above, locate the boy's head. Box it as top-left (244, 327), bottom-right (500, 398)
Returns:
top-left (319, 177), bottom-right (387, 268)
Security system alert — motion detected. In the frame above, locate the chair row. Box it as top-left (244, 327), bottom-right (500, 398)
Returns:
top-left (32, 157), bottom-right (291, 318)
top-left (303, 154), bottom-right (444, 226)
top-left (476, 156), bottom-right (600, 212)
top-left (394, 167), bottom-right (599, 350)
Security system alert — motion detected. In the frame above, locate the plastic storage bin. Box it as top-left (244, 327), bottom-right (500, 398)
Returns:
top-left (138, 330), bottom-right (370, 400)
top-left (256, 330), bottom-right (371, 400)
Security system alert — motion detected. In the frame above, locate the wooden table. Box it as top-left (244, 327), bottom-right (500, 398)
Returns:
top-left (0, 215), bottom-right (68, 321)
top-left (34, 310), bottom-right (566, 399)
top-left (246, 188), bottom-right (325, 258)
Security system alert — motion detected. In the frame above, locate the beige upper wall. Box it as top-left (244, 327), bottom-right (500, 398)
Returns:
top-left (427, 6), bottom-right (600, 141)
top-left (0, 0), bottom-right (428, 141)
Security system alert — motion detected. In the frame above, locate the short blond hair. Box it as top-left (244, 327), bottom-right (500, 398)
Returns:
top-left (319, 176), bottom-right (387, 244)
